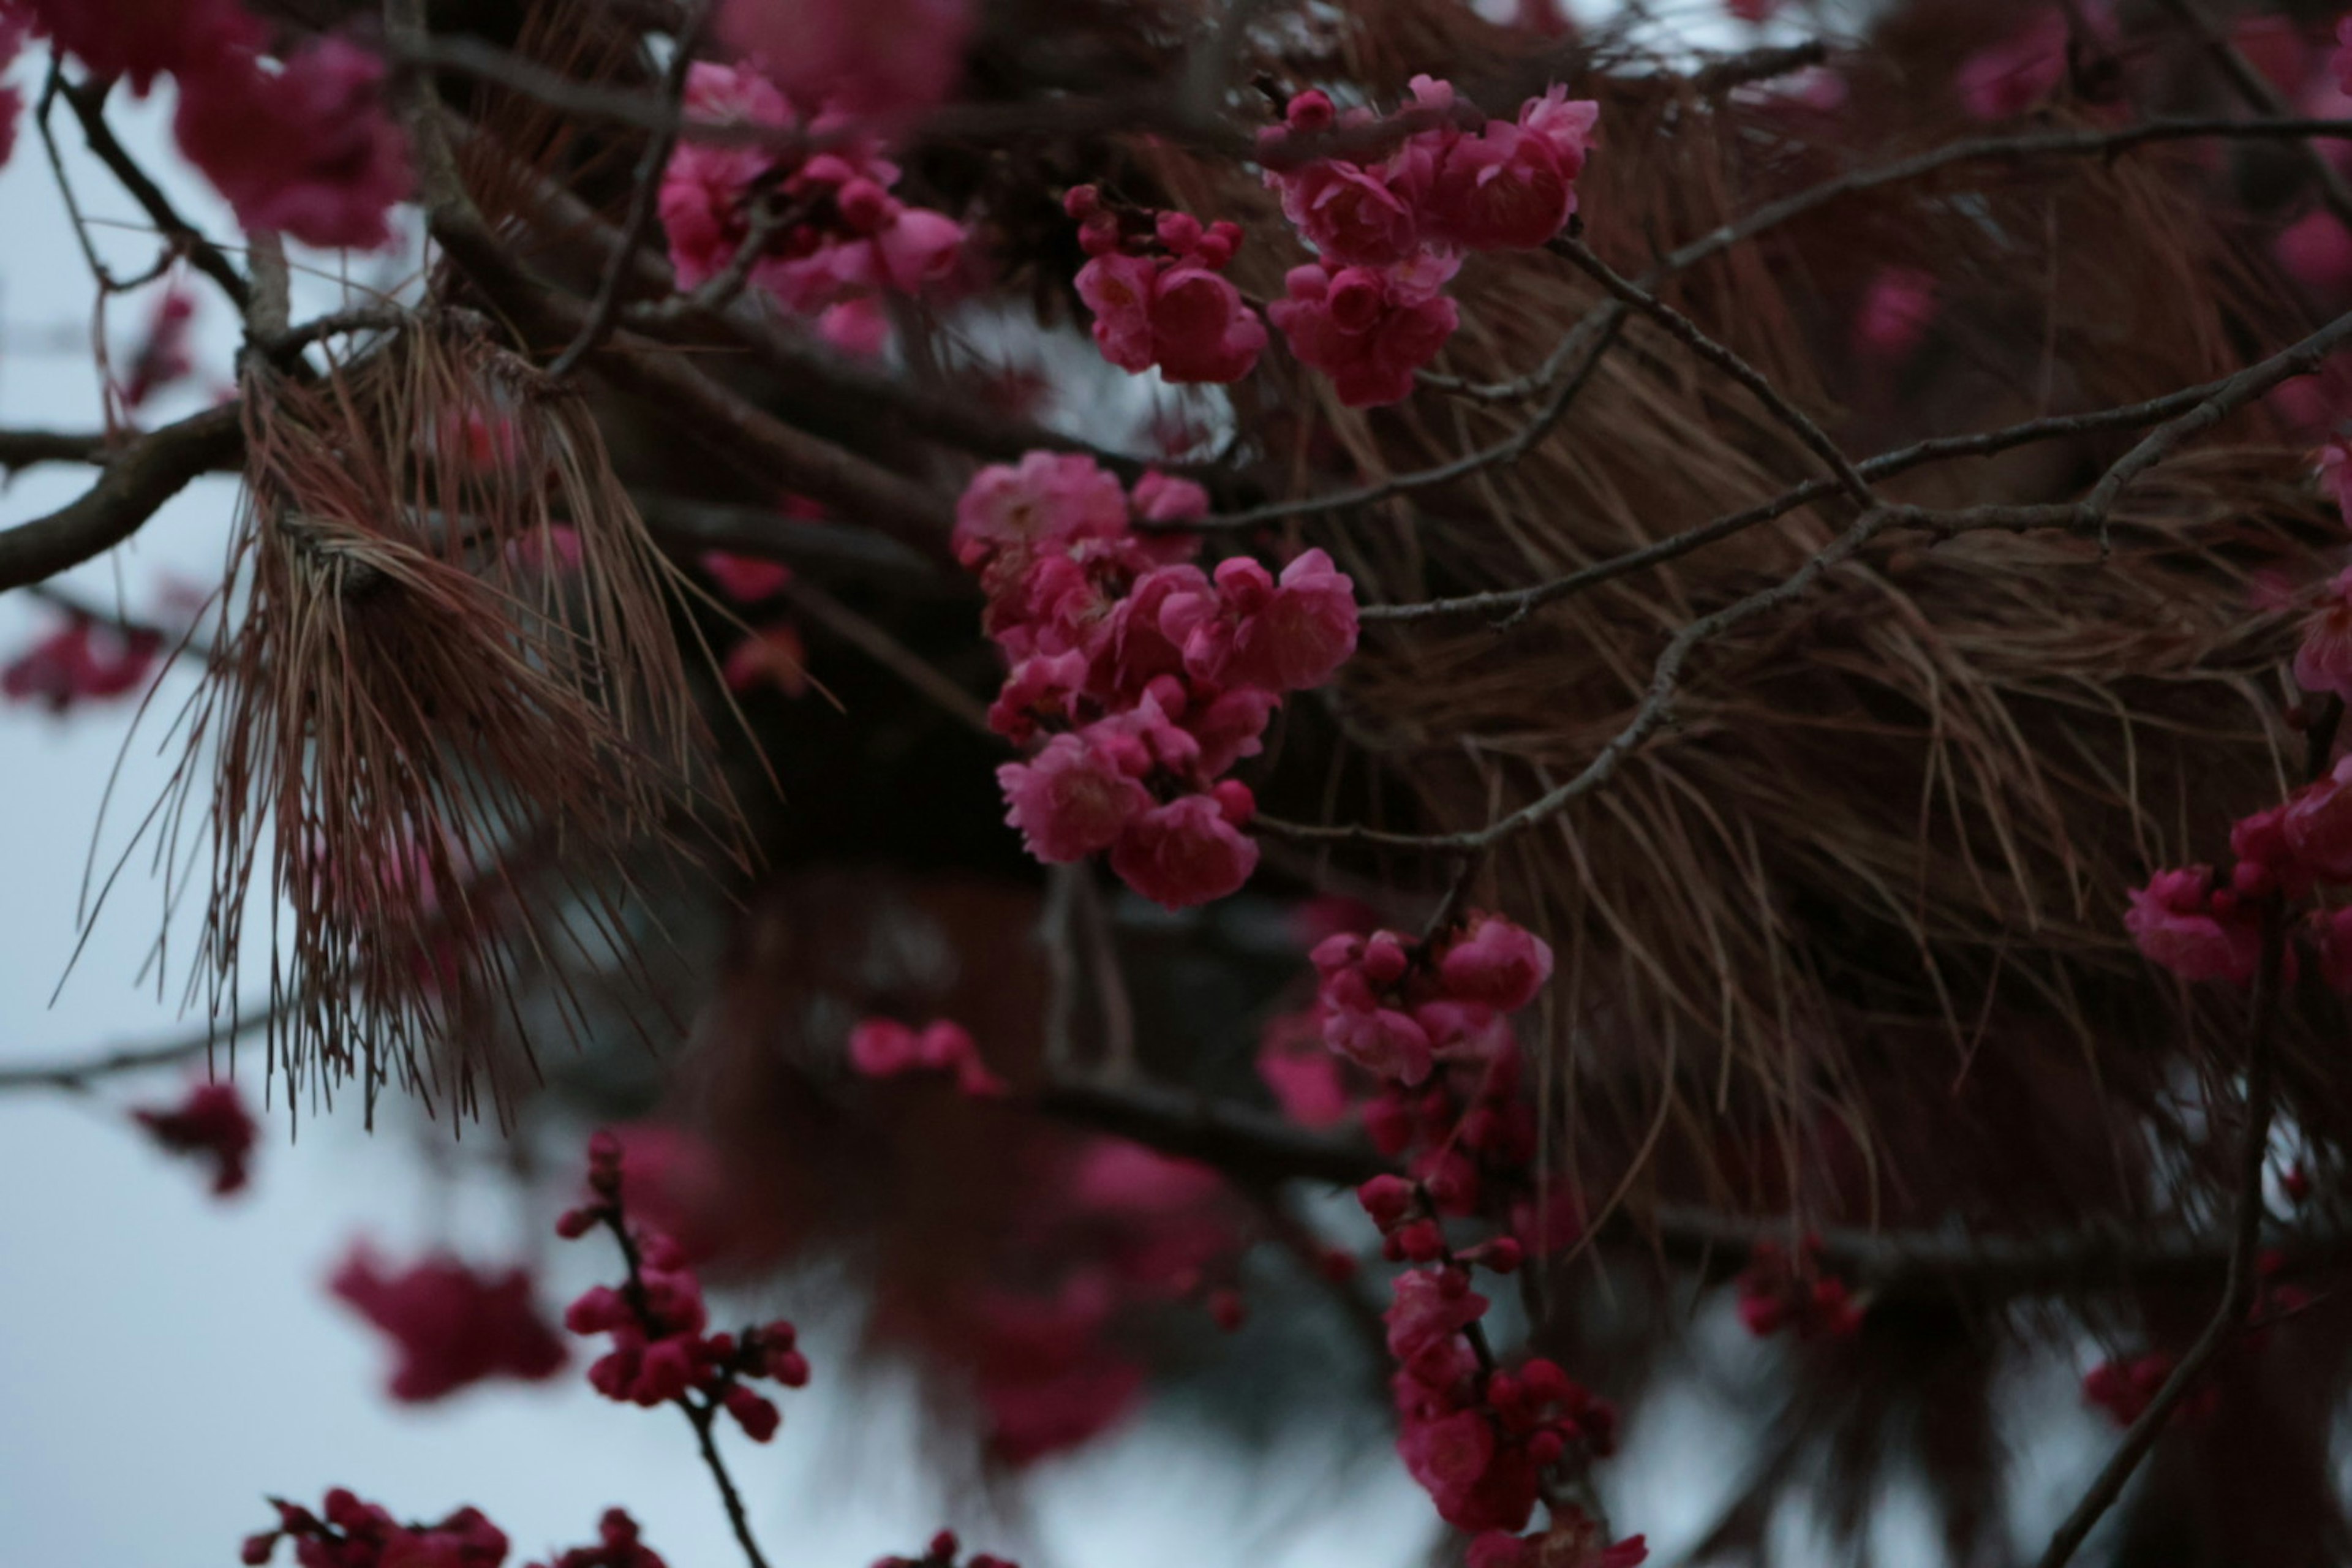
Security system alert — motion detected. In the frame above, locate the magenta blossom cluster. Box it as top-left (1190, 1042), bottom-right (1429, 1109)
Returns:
top-left (1733, 1237), bottom-right (1863, 1341)
top-left (1469, 1511), bottom-right (1648, 1568)
top-left (661, 62), bottom-right (963, 344)
top-left (1379, 1253), bottom-right (1620, 1536)
top-left (1255, 78), bottom-right (1599, 406)
top-left (2, 614), bottom-right (163, 714)
top-left (872, 1529), bottom-right (1019, 1568)
top-left (557, 1131), bottom-right (811, 1441)
top-left (850, 1016), bottom-right (1008, 1096)
top-left (328, 1243), bottom-right (568, 1403)
top-left (1312, 911), bottom-right (1554, 1087)
top-left (131, 1079), bottom-right (256, 1196)
top-left (530, 1509), bottom-right (668, 1568)
top-left (2124, 755), bottom-right (2352, 989)
top-left (13, 0), bottom-right (409, 248)
top-left (957, 451), bottom-right (1359, 908)
top-left (243, 1491), bottom-right (508, 1568)
top-left (1070, 187), bottom-right (1267, 385)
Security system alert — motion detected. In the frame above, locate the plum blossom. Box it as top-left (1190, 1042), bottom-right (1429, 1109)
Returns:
top-left (18, 0), bottom-right (262, 94)
top-left (2124, 865), bottom-right (2263, 984)
top-left (1735, 1238), bottom-right (1863, 1339)
top-left (723, 622), bottom-right (809, 697)
top-left (1439, 913), bottom-right (1556, 1011)
top-left (1268, 255), bottom-right (1462, 408)
top-left (2296, 568), bottom-right (2352, 702)
top-left (241, 1491), bottom-right (509, 1568)
top-left (527, 1510), bottom-right (666, 1568)
top-left (132, 1080), bottom-right (257, 1196)
top-left (329, 1245), bottom-right (568, 1403)
top-left (557, 1131), bottom-right (810, 1438)
top-left (703, 551), bottom-right (792, 602)
top-left (659, 62), bottom-right (963, 318)
top-left (1071, 192), bottom-right (1266, 385)
top-left (2, 615), bottom-right (162, 712)
top-left (1852, 268), bottom-right (1937, 364)
top-left (717, 0), bottom-right (971, 120)
top-left (1161, 549), bottom-right (1362, 693)
top-left (998, 731), bottom-right (1155, 862)
top-left (953, 450), bottom-right (1130, 567)
top-left (172, 34), bottom-right (410, 250)
top-left (1107, 791), bottom-right (1261, 910)
top-left (116, 283), bottom-right (198, 409)
top-left (848, 1016), bottom-right (1007, 1096)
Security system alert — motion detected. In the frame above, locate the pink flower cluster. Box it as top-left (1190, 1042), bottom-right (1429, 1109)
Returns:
top-left (849, 1016), bottom-right (1008, 1096)
top-left (529, 1510), bottom-right (667, 1568)
top-left (1379, 1254), bottom-right (1620, 1534)
top-left (557, 1131), bottom-right (811, 1441)
top-left (718, 0), bottom-right (970, 121)
top-left (661, 62), bottom-right (963, 320)
top-left (1311, 911), bottom-right (1553, 1088)
top-left (2, 614), bottom-right (163, 714)
top-left (2124, 757), bottom-right (2352, 990)
top-left (243, 1491), bottom-right (508, 1568)
top-left (1256, 80), bottom-right (1599, 406)
top-left (132, 1079), bottom-right (255, 1196)
top-left (328, 1243), bottom-right (568, 1403)
top-left (1733, 1237), bottom-right (1863, 1340)
top-left (1469, 1511), bottom-right (1648, 1568)
top-left (872, 1529), bottom-right (1019, 1568)
top-left (1070, 187), bottom-right (1266, 385)
top-left (958, 451), bottom-right (1360, 908)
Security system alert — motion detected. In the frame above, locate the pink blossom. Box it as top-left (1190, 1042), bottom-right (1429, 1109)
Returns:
top-left (1076, 251), bottom-right (1159, 371)
top-left (243, 1490), bottom-right (509, 1568)
top-left (1269, 258), bottom-right (1461, 408)
top-left (2124, 865), bottom-right (2262, 984)
top-left (1956, 10), bottom-right (2071, 121)
top-left (718, 0), bottom-right (971, 119)
top-left (1147, 265), bottom-right (1267, 383)
top-left (505, 524), bottom-right (583, 576)
top-left (2337, 15), bottom-right (2352, 98)
top-left (723, 622), bottom-right (809, 696)
top-left (987, 649), bottom-right (1089, 742)
top-left (971, 1276), bottom-right (1147, 1463)
top-left (1438, 913), bottom-right (1555, 1011)
top-left (2320, 437), bottom-right (2352, 522)
top-left (2279, 210), bottom-right (2352, 296)
top-left (1427, 123), bottom-right (1575, 252)
top-left (132, 1080), bottom-right (256, 1196)
top-left (528, 1509), bottom-right (668, 1568)
top-left (1108, 792), bottom-right (1261, 908)
top-left (329, 1245), bottom-right (568, 1403)
top-left (1181, 549), bottom-right (1360, 693)
top-left (1257, 1009), bottom-right (1355, 1125)
top-left (2080, 1353), bottom-right (2215, 1427)
top-left (2287, 760), bottom-right (2352, 881)
top-left (1325, 1003), bottom-right (1436, 1085)
top-left (954, 451), bottom-right (1130, 566)
top-left (1183, 684), bottom-right (1278, 775)
top-left (19, 0), bottom-right (262, 94)
top-left (847, 1017), bottom-right (1006, 1096)
top-left (816, 296), bottom-right (892, 357)
top-left (998, 731), bottom-right (1155, 862)
top-left (173, 36), bottom-right (410, 250)
top-left (1853, 267), bottom-right (1937, 364)
top-left (2295, 568), bottom-right (2352, 701)
top-left (1398, 1409), bottom-right (1501, 1528)
top-left (1273, 160), bottom-right (1425, 267)
top-left (1131, 471), bottom-right (1209, 526)
top-left (1726, 0), bottom-right (1778, 20)
top-left (702, 551), bottom-right (793, 602)
top-left (1518, 86), bottom-right (1601, 178)
top-left (2, 616), bottom-right (162, 712)
top-left (1386, 1267), bottom-right (1490, 1368)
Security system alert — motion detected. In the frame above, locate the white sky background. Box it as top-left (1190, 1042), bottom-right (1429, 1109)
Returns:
top-left (0, 31), bottom-right (2124, 1568)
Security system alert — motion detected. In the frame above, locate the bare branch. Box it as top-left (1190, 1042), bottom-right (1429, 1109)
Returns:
top-left (57, 75), bottom-right (252, 312)
top-left (0, 404), bottom-right (241, 593)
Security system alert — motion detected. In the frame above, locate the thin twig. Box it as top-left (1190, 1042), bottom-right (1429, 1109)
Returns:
top-left (0, 1006), bottom-right (275, 1092)
top-left (58, 75), bottom-right (252, 311)
top-left (2032, 900), bottom-right (2286, 1568)
top-left (546, 1), bottom-right (709, 379)
top-left (1549, 235), bottom-right (1875, 508)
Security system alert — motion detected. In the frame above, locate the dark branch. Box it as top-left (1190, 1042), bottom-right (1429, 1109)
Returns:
top-left (0, 404), bottom-right (241, 593)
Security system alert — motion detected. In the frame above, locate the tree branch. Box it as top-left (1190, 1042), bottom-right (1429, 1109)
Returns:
top-left (0, 404), bottom-right (242, 593)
